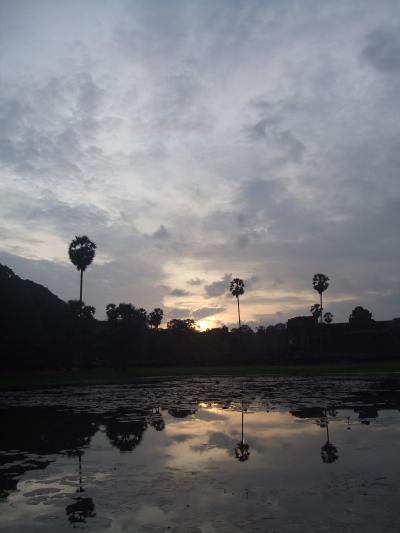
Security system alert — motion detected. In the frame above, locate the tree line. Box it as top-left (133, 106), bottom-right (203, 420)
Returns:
top-left (68, 235), bottom-right (375, 330)
top-left (0, 235), bottom-right (398, 370)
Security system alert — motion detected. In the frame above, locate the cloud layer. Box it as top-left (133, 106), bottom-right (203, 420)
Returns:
top-left (1, 1), bottom-right (400, 326)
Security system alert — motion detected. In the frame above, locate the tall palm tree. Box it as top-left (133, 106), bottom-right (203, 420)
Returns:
top-left (230, 278), bottom-right (245, 328)
top-left (68, 236), bottom-right (96, 312)
top-left (312, 273), bottom-right (329, 325)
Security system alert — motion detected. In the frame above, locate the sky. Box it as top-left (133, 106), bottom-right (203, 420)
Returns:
top-left (1, 0), bottom-right (400, 329)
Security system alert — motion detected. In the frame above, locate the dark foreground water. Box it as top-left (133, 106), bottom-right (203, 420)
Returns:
top-left (0, 376), bottom-right (399, 532)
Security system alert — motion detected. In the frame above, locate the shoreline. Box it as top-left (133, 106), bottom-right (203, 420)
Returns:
top-left (1, 360), bottom-right (400, 389)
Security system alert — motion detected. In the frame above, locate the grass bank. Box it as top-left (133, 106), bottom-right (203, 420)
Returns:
top-left (1, 361), bottom-right (400, 389)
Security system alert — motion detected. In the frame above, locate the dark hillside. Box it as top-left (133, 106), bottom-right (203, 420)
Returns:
top-left (0, 264), bottom-right (70, 369)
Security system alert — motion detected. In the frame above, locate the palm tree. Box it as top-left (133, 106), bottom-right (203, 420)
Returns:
top-left (148, 308), bottom-right (164, 329)
top-left (106, 303), bottom-right (118, 322)
top-left (230, 278), bottom-right (245, 328)
top-left (312, 273), bottom-right (329, 324)
top-left (324, 312), bottom-right (333, 324)
top-left (68, 236), bottom-right (96, 313)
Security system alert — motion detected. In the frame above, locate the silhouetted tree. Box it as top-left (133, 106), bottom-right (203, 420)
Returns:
top-left (116, 303), bottom-right (135, 321)
top-left (148, 308), bottom-right (164, 329)
top-left (137, 308), bottom-right (148, 323)
top-left (105, 303), bottom-right (118, 322)
top-left (310, 303), bottom-right (322, 320)
top-left (167, 318), bottom-right (197, 330)
top-left (68, 236), bottom-right (96, 314)
top-left (349, 306), bottom-right (373, 325)
top-left (324, 312), bottom-right (333, 324)
top-left (230, 278), bottom-right (245, 328)
top-left (312, 273), bottom-right (329, 324)
top-left (110, 303), bottom-right (147, 326)
top-left (233, 325), bottom-right (253, 335)
top-left (103, 303), bottom-right (149, 367)
top-left (68, 300), bottom-right (95, 320)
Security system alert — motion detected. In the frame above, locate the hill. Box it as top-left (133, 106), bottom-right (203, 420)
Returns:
top-left (0, 264), bottom-right (71, 369)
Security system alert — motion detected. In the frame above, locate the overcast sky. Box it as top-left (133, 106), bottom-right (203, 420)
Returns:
top-left (1, 0), bottom-right (400, 328)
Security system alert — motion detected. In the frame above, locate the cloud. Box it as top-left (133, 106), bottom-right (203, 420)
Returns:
top-left (169, 288), bottom-right (191, 297)
top-left (204, 274), bottom-right (232, 298)
top-left (362, 28), bottom-right (400, 72)
top-left (151, 225), bottom-right (171, 240)
top-left (187, 277), bottom-right (204, 286)
top-left (192, 307), bottom-right (225, 320)
top-left (164, 307), bottom-right (192, 320)
top-left (1, 1), bottom-right (400, 326)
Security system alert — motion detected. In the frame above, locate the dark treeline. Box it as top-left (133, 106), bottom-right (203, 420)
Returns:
top-left (1, 263), bottom-right (400, 370)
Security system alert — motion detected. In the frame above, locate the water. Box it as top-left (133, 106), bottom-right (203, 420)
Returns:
top-left (0, 376), bottom-right (399, 532)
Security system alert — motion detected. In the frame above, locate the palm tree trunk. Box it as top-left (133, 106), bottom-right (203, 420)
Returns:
top-left (241, 406), bottom-right (244, 443)
top-left (79, 269), bottom-right (83, 304)
top-left (79, 269), bottom-right (83, 317)
top-left (237, 296), bottom-right (241, 328)
top-left (320, 292), bottom-right (323, 324)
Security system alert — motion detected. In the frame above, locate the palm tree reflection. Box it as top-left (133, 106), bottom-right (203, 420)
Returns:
top-left (234, 403), bottom-right (250, 462)
top-left (65, 451), bottom-right (96, 526)
top-left (106, 418), bottom-right (147, 452)
top-left (319, 410), bottom-right (339, 464)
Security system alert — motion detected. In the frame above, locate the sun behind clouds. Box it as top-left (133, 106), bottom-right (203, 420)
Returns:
top-left (196, 319), bottom-right (212, 332)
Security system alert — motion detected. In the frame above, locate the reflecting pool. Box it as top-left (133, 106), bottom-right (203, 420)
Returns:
top-left (1, 376), bottom-right (399, 532)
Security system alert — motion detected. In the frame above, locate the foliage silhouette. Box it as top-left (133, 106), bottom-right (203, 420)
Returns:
top-left (105, 303), bottom-right (118, 322)
top-left (68, 300), bottom-right (96, 320)
top-left (68, 236), bottom-right (96, 314)
top-left (2, 262), bottom-right (400, 369)
top-left (310, 303), bottom-right (322, 319)
top-left (349, 306), bottom-right (373, 325)
top-left (167, 318), bottom-right (197, 331)
top-left (148, 308), bottom-right (164, 329)
top-left (230, 278), bottom-right (245, 328)
top-left (312, 273), bottom-right (329, 325)
top-left (324, 312), bottom-right (333, 324)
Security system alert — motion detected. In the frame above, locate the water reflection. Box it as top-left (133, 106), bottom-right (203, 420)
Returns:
top-left (65, 452), bottom-right (96, 527)
top-left (66, 497), bottom-right (96, 527)
top-left (318, 410), bottom-right (339, 464)
top-left (0, 377), bottom-right (399, 532)
top-left (234, 403), bottom-right (250, 462)
top-left (105, 416), bottom-right (147, 452)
